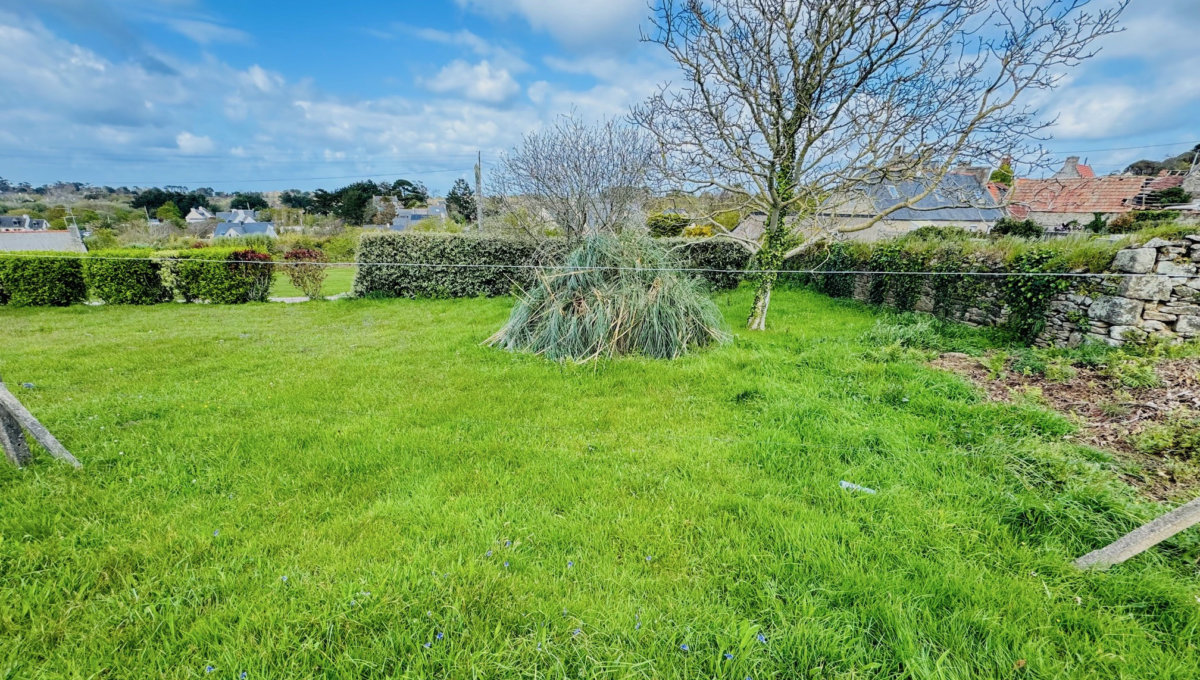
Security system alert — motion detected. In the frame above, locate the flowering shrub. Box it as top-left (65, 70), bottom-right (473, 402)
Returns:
top-left (281, 247), bottom-right (328, 300)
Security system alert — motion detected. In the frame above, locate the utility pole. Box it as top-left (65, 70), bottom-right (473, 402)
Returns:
top-left (474, 151), bottom-right (483, 231)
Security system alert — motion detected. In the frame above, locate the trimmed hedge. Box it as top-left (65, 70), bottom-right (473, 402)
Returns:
top-left (0, 252), bottom-right (87, 307)
top-left (155, 247), bottom-right (274, 303)
top-left (85, 249), bottom-right (170, 305)
top-left (353, 232), bottom-right (751, 299)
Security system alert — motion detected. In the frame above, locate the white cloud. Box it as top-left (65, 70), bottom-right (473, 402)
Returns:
top-left (166, 19), bottom-right (250, 45)
top-left (176, 132), bottom-right (215, 154)
top-left (422, 60), bottom-right (521, 103)
top-left (455, 0), bottom-right (646, 50)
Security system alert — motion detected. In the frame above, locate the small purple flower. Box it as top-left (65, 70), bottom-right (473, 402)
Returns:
top-left (503, 561), bottom-right (510, 568)
top-left (635, 621), bottom-right (641, 630)
top-left (485, 550), bottom-right (492, 557)
top-left (424, 642), bottom-right (432, 649)
top-left (280, 575), bottom-right (287, 582)
top-left (504, 540), bottom-right (511, 547)
top-left (240, 673), bottom-right (247, 679)
top-left (213, 530), bottom-right (219, 537)
top-left (537, 642), bottom-right (542, 651)
top-left (573, 628), bottom-right (581, 637)
top-left (436, 632), bottom-right (443, 640)
top-left (756, 633), bottom-right (766, 644)
top-left (680, 643), bottom-right (689, 652)
top-left (205, 666), bottom-right (215, 674)
top-left (646, 556), bottom-right (652, 562)
top-left (567, 561), bottom-right (573, 568)
top-left (725, 653), bottom-right (734, 660)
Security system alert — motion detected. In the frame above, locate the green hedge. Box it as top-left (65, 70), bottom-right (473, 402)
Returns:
top-left (154, 247), bottom-right (274, 304)
top-left (85, 249), bottom-right (170, 305)
top-left (0, 252), bottom-right (87, 307)
top-left (353, 233), bottom-right (750, 299)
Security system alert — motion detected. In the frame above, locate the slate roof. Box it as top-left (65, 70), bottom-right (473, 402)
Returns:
top-left (213, 222), bottom-right (277, 237)
top-left (0, 229), bottom-right (86, 252)
top-left (834, 173), bottom-right (1004, 222)
top-left (0, 215), bottom-right (50, 230)
top-left (1008, 175), bottom-right (1151, 216)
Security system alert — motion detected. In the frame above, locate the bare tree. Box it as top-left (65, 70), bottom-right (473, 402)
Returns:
top-left (494, 114), bottom-right (656, 241)
top-left (633, 0), bottom-right (1125, 330)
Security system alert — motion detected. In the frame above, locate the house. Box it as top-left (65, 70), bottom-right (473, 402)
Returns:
top-left (0, 225), bottom-right (86, 252)
top-left (0, 215), bottom-right (52, 231)
top-left (185, 206), bottom-right (216, 223)
top-left (819, 172), bottom-right (1004, 241)
top-left (214, 209), bottom-right (261, 224)
top-left (1007, 157), bottom-right (1197, 229)
top-left (213, 221), bottom-right (277, 238)
top-left (389, 204), bottom-right (448, 231)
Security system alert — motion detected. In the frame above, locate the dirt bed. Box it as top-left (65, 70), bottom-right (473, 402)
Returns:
top-left (932, 353), bottom-right (1200, 499)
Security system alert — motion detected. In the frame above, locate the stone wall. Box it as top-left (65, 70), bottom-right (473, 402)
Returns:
top-left (1041, 235), bottom-right (1200, 346)
top-left (826, 234), bottom-right (1200, 347)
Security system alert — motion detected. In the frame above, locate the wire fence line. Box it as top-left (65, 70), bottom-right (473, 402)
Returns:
top-left (1, 251), bottom-right (1191, 279)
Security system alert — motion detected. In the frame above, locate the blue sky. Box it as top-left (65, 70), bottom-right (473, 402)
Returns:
top-left (2, 0), bottom-right (1198, 194)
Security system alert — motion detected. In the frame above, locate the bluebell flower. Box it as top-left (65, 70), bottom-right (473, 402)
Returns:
top-left (424, 642), bottom-right (432, 648)
top-left (757, 633), bottom-right (766, 644)
top-left (567, 561), bottom-right (573, 568)
top-left (573, 628), bottom-right (581, 637)
top-left (725, 653), bottom-right (734, 660)
top-left (646, 556), bottom-right (652, 562)
top-left (504, 561), bottom-right (509, 568)
top-left (635, 621), bottom-right (641, 630)
top-left (505, 540), bottom-right (511, 547)
top-left (213, 530), bottom-right (219, 537)
top-left (205, 666), bottom-right (215, 674)
top-left (486, 550), bottom-right (492, 557)
top-left (240, 672), bottom-right (247, 679)
top-left (280, 575), bottom-right (287, 582)
top-left (436, 632), bottom-right (444, 640)
top-left (680, 643), bottom-right (689, 652)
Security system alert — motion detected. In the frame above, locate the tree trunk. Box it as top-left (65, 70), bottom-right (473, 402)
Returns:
top-left (746, 212), bottom-right (786, 331)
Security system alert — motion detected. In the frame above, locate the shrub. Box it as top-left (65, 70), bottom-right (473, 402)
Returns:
top-left (990, 218), bottom-right (1044, 239)
top-left (85, 249), bottom-right (170, 305)
top-left (353, 232), bottom-right (750, 298)
top-left (281, 247), bottom-right (328, 300)
top-left (0, 253), bottom-right (87, 307)
top-left (659, 237), bottom-right (750, 290)
top-left (904, 226), bottom-right (973, 241)
top-left (355, 232), bottom-right (555, 298)
top-left (156, 247), bottom-right (273, 303)
top-left (1107, 212), bottom-right (1136, 232)
top-left (647, 212), bottom-right (690, 238)
top-left (486, 232), bottom-right (730, 360)
top-left (682, 224), bottom-right (714, 238)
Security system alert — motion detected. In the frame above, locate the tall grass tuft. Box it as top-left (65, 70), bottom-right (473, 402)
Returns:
top-left (487, 232), bottom-right (731, 360)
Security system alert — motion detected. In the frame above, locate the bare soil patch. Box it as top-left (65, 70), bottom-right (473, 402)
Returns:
top-left (932, 353), bottom-right (1200, 500)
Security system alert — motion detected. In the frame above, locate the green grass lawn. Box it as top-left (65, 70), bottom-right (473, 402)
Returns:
top-left (269, 266), bottom-right (357, 298)
top-left (1, 287), bottom-right (1198, 678)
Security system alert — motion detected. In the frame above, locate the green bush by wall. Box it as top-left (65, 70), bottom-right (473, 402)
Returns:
top-left (85, 249), bottom-right (170, 305)
top-left (353, 232), bottom-right (751, 298)
top-left (154, 247), bottom-right (273, 304)
top-left (0, 253), bottom-right (87, 307)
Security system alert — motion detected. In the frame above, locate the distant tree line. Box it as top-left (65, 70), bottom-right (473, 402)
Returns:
top-left (280, 179), bottom-right (429, 225)
top-left (1125, 143), bottom-right (1200, 176)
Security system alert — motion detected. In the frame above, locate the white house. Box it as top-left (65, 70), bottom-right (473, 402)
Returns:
top-left (214, 221), bottom-right (277, 238)
top-left (185, 206), bottom-right (216, 223)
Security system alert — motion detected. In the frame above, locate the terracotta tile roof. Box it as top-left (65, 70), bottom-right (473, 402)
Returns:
top-left (1008, 176), bottom-right (1148, 214)
top-left (1076, 164), bottom-right (1095, 178)
top-left (1145, 173), bottom-right (1185, 191)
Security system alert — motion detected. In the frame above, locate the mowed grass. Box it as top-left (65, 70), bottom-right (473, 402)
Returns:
top-left (269, 266), bottom-right (356, 299)
top-left (1, 287), bottom-right (1198, 679)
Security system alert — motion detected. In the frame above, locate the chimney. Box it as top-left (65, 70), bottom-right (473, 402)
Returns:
top-left (1052, 156), bottom-right (1082, 180)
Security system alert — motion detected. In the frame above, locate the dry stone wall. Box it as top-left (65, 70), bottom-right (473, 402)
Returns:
top-left (820, 234), bottom-right (1200, 347)
top-left (1041, 235), bottom-right (1200, 346)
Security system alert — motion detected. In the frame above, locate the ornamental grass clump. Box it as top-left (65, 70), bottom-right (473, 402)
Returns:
top-left (486, 233), bottom-right (730, 361)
